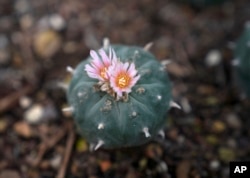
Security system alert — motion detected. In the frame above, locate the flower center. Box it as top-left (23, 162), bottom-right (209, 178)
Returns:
top-left (100, 67), bottom-right (108, 80)
top-left (116, 73), bottom-right (131, 88)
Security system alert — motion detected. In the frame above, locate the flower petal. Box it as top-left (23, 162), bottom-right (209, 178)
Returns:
top-left (99, 49), bottom-right (111, 66)
top-left (90, 50), bottom-right (103, 69)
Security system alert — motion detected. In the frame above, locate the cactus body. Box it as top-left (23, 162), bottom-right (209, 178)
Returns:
top-left (67, 45), bottom-right (171, 149)
top-left (234, 25), bottom-right (250, 97)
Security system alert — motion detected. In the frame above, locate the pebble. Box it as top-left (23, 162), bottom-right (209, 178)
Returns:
top-left (218, 147), bottom-right (235, 162)
top-left (19, 96), bottom-right (32, 109)
top-left (212, 120), bottom-right (226, 133)
top-left (0, 119), bottom-right (8, 133)
top-left (156, 161), bottom-right (168, 173)
top-left (0, 170), bottom-right (20, 178)
top-left (38, 14), bottom-right (66, 31)
top-left (209, 160), bottom-right (220, 170)
top-left (76, 138), bottom-right (88, 152)
top-left (20, 14), bottom-right (33, 30)
top-left (99, 160), bottom-right (112, 173)
top-left (225, 113), bottom-right (242, 129)
top-left (24, 104), bottom-right (43, 124)
top-left (206, 135), bottom-right (218, 145)
top-left (49, 14), bottom-right (66, 31)
top-left (33, 30), bottom-right (61, 58)
top-left (14, 0), bottom-right (30, 14)
top-left (50, 154), bottom-right (62, 169)
top-left (13, 121), bottom-right (33, 138)
top-left (0, 34), bottom-right (10, 65)
top-left (205, 49), bottom-right (222, 67)
top-left (63, 41), bottom-right (78, 54)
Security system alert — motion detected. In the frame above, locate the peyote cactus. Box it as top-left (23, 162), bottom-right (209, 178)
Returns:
top-left (65, 41), bottom-right (174, 150)
top-left (234, 24), bottom-right (250, 97)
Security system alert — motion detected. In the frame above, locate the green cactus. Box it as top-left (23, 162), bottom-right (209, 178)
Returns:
top-left (234, 24), bottom-right (250, 97)
top-left (66, 44), bottom-right (172, 149)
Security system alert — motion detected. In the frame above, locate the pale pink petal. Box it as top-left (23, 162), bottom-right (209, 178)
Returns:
top-left (127, 63), bottom-right (137, 76)
top-left (85, 64), bottom-right (97, 74)
top-left (111, 48), bottom-right (117, 61)
top-left (99, 49), bottom-right (110, 66)
top-left (123, 62), bottom-right (129, 71)
top-left (90, 50), bottom-right (103, 69)
top-left (87, 73), bottom-right (100, 79)
top-left (116, 90), bottom-right (123, 97)
top-left (129, 75), bottom-right (140, 87)
top-left (123, 88), bottom-right (132, 93)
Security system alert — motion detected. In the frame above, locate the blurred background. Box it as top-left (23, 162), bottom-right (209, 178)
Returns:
top-left (0, 0), bottom-right (250, 177)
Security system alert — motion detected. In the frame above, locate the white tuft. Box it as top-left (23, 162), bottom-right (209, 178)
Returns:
top-left (131, 111), bottom-right (137, 117)
top-left (161, 59), bottom-right (172, 66)
top-left (78, 92), bottom-right (83, 97)
top-left (158, 129), bottom-right (165, 138)
top-left (157, 95), bottom-right (162, 100)
top-left (170, 101), bottom-right (181, 110)
top-left (66, 66), bottom-right (75, 74)
top-left (143, 127), bottom-right (151, 138)
top-left (57, 82), bottom-right (69, 90)
top-left (143, 42), bottom-right (154, 51)
top-left (94, 140), bottom-right (104, 151)
top-left (98, 123), bottom-right (104, 130)
top-left (62, 106), bottom-right (74, 112)
top-left (103, 37), bottom-right (110, 50)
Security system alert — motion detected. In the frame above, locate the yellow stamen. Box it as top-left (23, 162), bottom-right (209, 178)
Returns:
top-left (116, 73), bottom-right (131, 88)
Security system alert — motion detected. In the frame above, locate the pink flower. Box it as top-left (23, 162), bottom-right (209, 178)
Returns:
top-left (108, 61), bottom-right (140, 98)
top-left (85, 48), bottom-right (117, 81)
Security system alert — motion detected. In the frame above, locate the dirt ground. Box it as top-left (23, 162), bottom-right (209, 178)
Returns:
top-left (0, 0), bottom-right (250, 178)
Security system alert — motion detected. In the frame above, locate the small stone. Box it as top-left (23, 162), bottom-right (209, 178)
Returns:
top-left (180, 97), bottom-right (192, 113)
top-left (20, 14), bottom-right (33, 30)
top-left (0, 170), bottom-right (20, 178)
top-left (63, 41), bottom-right (78, 54)
top-left (0, 119), bottom-right (8, 133)
top-left (219, 147), bottom-right (235, 162)
top-left (156, 161), bottom-right (168, 173)
top-left (205, 50), bottom-right (222, 67)
top-left (14, 0), bottom-right (30, 14)
top-left (0, 34), bottom-right (10, 65)
top-left (212, 120), bottom-right (226, 133)
top-left (24, 104), bottom-right (43, 124)
top-left (145, 143), bottom-right (163, 159)
top-left (206, 135), bottom-right (218, 145)
top-left (33, 30), bottom-right (61, 58)
top-left (49, 14), bottom-right (66, 31)
top-left (210, 160), bottom-right (220, 170)
top-left (99, 160), bottom-right (112, 173)
top-left (13, 121), bottom-right (33, 138)
top-left (227, 138), bottom-right (237, 149)
top-left (50, 154), bottom-right (62, 169)
top-left (76, 138), bottom-right (88, 152)
top-left (19, 96), bottom-right (32, 109)
top-left (139, 158), bottom-right (147, 169)
top-left (225, 113), bottom-right (242, 129)
top-left (0, 34), bottom-right (9, 48)
top-left (205, 97), bottom-right (219, 106)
